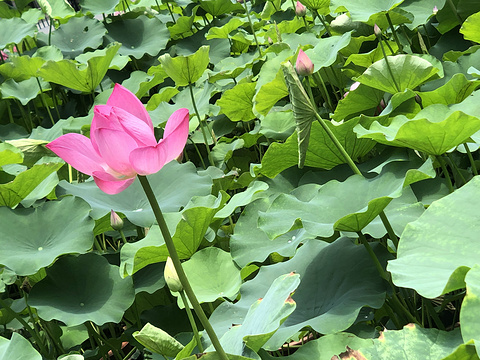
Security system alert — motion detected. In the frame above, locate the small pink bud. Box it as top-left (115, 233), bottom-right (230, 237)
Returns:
top-left (110, 210), bottom-right (124, 231)
top-left (374, 24), bottom-right (381, 37)
top-left (295, 49), bottom-right (314, 76)
top-left (295, 1), bottom-right (306, 17)
top-left (433, 6), bottom-right (438, 15)
top-left (268, 37), bottom-right (273, 45)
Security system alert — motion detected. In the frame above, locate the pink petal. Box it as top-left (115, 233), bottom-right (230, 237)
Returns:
top-left (111, 107), bottom-right (157, 147)
top-left (94, 128), bottom-right (138, 176)
top-left (129, 144), bottom-right (167, 176)
top-left (91, 105), bottom-right (123, 153)
top-left (92, 170), bottom-right (136, 194)
top-left (106, 84), bottom-right (153, 132)
top-left (45, 133), bottom-right (105, 175)
top-left (162, 108), bottom-right (190, 162)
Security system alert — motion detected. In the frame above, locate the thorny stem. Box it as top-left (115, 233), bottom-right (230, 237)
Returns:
top-left (138, 176), bottom-right (229, 360)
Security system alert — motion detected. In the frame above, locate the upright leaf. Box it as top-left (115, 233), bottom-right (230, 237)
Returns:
top-left (159, 46), bottom-right (210, 86)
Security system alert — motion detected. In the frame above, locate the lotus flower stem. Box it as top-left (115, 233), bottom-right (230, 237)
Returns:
top-left (180, 290), bottom-right (204, 352)
top-left (437, 155), bottom-right (454, 193)
top-left (375, 25), bottom-right (400, 93)
top-left (303, 77), bottom-right (317, 112)
top-left (188, 82), bottom-right (216, 167)
top-left (0, 297), bottom-right (48, 354)
top-left (36, 78), bottom-right (55, 126)
top-left (312, 72), bottom-right (334, 112)
top-left (242, 0), bottom-right (263, 57)
top-left (464, 144), bottom-right (478, 175)
top-left (6, 100), bottom-right (13, 124)
top-left (385, 13), bottom-right (403, 53)
top-left (138, 175), bottom-right (229, 360)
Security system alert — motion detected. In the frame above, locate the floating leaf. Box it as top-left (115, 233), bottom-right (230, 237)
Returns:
top-left (356, 54), bottom-right (439, 93)
top-left (0, 196), bottom-right (94, 276)
top-left (133, 323), bottom-right (184, 357)
top-left (159, 46), bottom-right (210, 86)
top-left (389, 176), bottom-right (480, 298)
top-left (29, 253), bottom-right (135, 326)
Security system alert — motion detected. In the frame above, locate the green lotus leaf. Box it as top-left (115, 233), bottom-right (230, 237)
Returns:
top-left (133, 323), bottom-right (184, 357)
top-left (215, 180), bottom-right (268, 220)
top-left (460, 265), bottom-right (480, 357)
top-left (38, 43), bottom-right (121, 92)
top-left (0, 196), bottom-right (94, 276)
top-left (104, 16), bottom-right (169, 59)
top-left (0, 78), bottom-right (51, 105)
top-left (0, 143), bottom-right (23, 168)
top-left (389, 176), bottom-right (480, 298)
top-left (37, 17), bottom-right (106, 58)
top-left (206, 18), bottom-right (246, 40)
top-left (420, 73), bottom-right (480, 108)
top-left (357, 324), bottom-right (464, 360)
top-left (305, 32), bottom-right (351, 70)
top-left (29, 253), bottom-right (134, 326)
top-left (159, 46), bottom-right (210, 86)
top-left (259, 110), bottom-right (295, 140)
top-left (354, 104), bottom-right (480, 155)
top-left (37, 0), bottom-right (75, 19)
top-left (397, 0), bottom-right (446, 29)
top-left (356, 54), bottom-right (439, 94)
top-left (217, 82), bottom-right (256, 122)
top-left (57, 161), bottom-right (213, 228)
top-left (216, 273), bottom-right (300, 356)
top-left (332, 84), bottom-right (384, 121)
top-left (298, 0), bottom-right (329, 13)
top-left (331, 0), bottom-right (404, 23)
top-left (174, 247), bottom-right (242, 307)
top-left (0, 18), bottom-right (36, 48)
top-left (259, 160), bottom-right (433, 239)
top-left (442, 341), bottom-right (479, 360)
top-left (0, 162), bottom-right (63, 208)
top-left (460, 12), bottom-right (480, 44)
top-left (120, 193), bottom-right (226, 276)
top-left (0, 333), bottom-right (42, 360)
top-left (198, 0), bottom-right (243, 16)
top-left (80, 0), bottom-right (120, 14)
top-left (260, 116), bottom-right (379, 178)
top-left (0, 55), bottom-right (45, 81)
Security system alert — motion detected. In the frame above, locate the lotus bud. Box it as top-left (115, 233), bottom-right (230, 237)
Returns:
top-left (415, 93), bottom-right (423, 106)
top-left (433, 6), bottom-right (438, 15)
top-left (268, 37), bottom-right (273, 45)
top-left (374, 24), bottom-right (382, 37)
top-left (110, 210), bottom-right (124, 231)
top-left (295, 49), bottom-right (314, 76)
top-left (295, 1), bottom-right (306, 17)
top-left (164, 257), bottom-right (183, 292)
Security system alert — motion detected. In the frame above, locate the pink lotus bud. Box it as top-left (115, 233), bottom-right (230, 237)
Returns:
top-left (110, 210), bottom-right (124, 231)
top-left (268, 37), bottom-right (273, 45)
top-left (433, 6), bottom-right (438, 15)
top-left (295, 1), bottom-right (306, 17)
top-left (295, 49), bottom-right (314, 76)
top-left (374, 24), bottom-right (381, 37)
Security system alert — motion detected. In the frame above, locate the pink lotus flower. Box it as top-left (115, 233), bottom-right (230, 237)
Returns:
top-left (295, 1), bottom-right (306, 17)
top-left (46, 84), bottom-right (189, 194)
top-left (295, 49), bottom-right (314, 76)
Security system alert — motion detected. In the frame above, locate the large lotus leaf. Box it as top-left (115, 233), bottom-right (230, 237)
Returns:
top-left (0, 333), bottom-right (42, 360)
top-left (442, 341), bottom-right (479, 360)
top-left (104, 16), bottom-right (169, 59)
top-left (206, 18), bottom-right (246, 40)
top-left (332, 84), bottom-right (384, 121)
top-left (355, 54), bottom-right (439, 94)
top-left (260, 332), bottom-right (373, 360)
top-left (420, 73), bottom-right (480, 108)
top-left (120, 194), bottom-right (226, 276)
top-left (199, 0), bottom-right (243, 16)
top-left (354, 104), bottom-right (480, 155)
top-left (281, 61), bottom-right (316, 169)
top-left (0, 18), bottom-right (36, 48)
top-left (29, 253), bottom-right (134, 326)
top-left (355, 324), bottom-right (464, 360)
top-left (0, 196), bottom-right (94, 276)
top-left (259, 161), bottom-right (433, 239)
top-left (214, 273), bottom-right (300, 356)
top-left (80, 0), bottom-right (120, 14)
top-left (231, 197), bottom-right (316, 268)
top-left (305, 32), bottom-right (351, 70)
top-left (0, 143), bottom-right (23, 168)
top-left (260, 116), bottom-right (379, 178)
top-left (398, 0), bottom-right (446, 29)
top-left (57, 161), bottom-right (213, 228)
top-left (0, 78), bottom-right (51, 105)
top-left (38, 43), bottom-right (120, 92)
top-left (37, 17), bottom-right (106, 58)
top-left (461, 265), bottom-right (480, 357)
top-left (159, 46), bottom-right (210, 86)
top-left (217, 82), bottom-right (256, 122)
top-left (133, 323), bottom-right (184, 357)
top-left (298, 0), bottom-right (329, 13)
top-left (37, 0), bottom-right (75, 19)
top-left (0, 55), bottom-right (45, 81)
top-left (460, 12), bottom-right (480, 44)
top-left (330, 0), bottom-right (404, 23)
top-left (214, 181), bottom-right (268, 220)
top-left (174, 248), bottom-right (241, 308)
top-left (0, 162), bottom-right (63, 208)
top-left (388, 176), bottom-right (480, 298)
top-left (208, 53), bottom-right (254, 82)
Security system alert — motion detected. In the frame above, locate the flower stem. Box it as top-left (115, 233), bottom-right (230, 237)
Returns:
top-left (312, 72), bottom-right (334, 112)
top-left (242, 0), bottom-right (263, 57)
top-left (376, 30), bottom-right (400, 92)
top-left (138, 175), bottom-right (229, 360)
top-left (437, 155), bottom-right (454, 193)
top-left (36, 78), bottom-right (55, 126)
top-left (188, 82), bottom-right (215, 167)
top-left (385, 12), bottom-right (402, 53)
top-left (464, 143), bottom-right (478, 176)
top-left (179, 290), bottom-right (204, 353)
